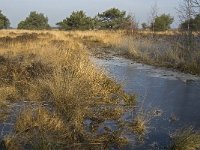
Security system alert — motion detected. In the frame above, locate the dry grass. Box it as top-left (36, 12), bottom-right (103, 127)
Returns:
top-left (0, 86), bottom-right (16, 121)
top-left (129, 109), bottom-right (161, 141)
top-left (122, 34), bottom-right (200, 75)
top-left (4, 107), bottom-right (70, 150)
top-left (66, 30), bottom-right (124, 47)
top-left (1, 29), bottom-right (198, 149)
top-left (73, 30), bottom-right (200, 75)
top-left (0, 101), bottom-right (10, 122)
top-left (0, 30), bottom-right (137, 149)
top-left (170, 127), bottom-right (200, 150)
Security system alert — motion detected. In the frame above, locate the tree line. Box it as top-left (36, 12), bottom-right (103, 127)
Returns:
top-left (0, 2), bottom-right (200, 32)
top-left (0, 8), bottom-right (133, 30)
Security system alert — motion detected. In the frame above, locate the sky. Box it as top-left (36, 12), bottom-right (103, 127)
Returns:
top-left (0, 0), bottom-right (181, 28)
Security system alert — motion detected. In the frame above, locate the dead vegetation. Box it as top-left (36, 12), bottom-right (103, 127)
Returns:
top-left (1, 29), bottom-right (198, 149)
top-left (0, 30), bottom-right (141, 149)
top-left (122, 33), bottom-right (200, 75)
top-left (74, 30), bottom-right (200, 75)
top-left (170, 127), bottom-right (200, 150)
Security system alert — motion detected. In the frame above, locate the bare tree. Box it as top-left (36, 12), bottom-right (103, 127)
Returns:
top-left (177, 0), bottom-right (195, 51)
top-left (178, 0), bottom-right (194, 24)
top-left (192, 0), bottom-right (200, 15)
top-left (149, 2), bottom-right (159, 33)
top-left (128, 13), bottom-right (138, 34)
top-left (192, 0), bottom-right (200, 7)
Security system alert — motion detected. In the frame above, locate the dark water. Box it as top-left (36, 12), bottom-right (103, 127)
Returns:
top-left (92, 57), bottom-right (200, 149)
top-left (0, 101), bottom-right (49, 140)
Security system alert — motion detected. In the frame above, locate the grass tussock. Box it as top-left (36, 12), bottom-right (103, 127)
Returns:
top-left (129, 109), bottom-right (160, 140)
top-left (0, 100), bottom-right (10, 122)
top-left (0, 30), bottom-right (138, 149)
top-left (170, 128), bottom-right (200, 150)
top-left (4, 107), bottom-right (70, 150)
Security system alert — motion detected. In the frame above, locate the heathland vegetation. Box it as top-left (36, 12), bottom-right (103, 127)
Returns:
top-left (0, 29), bottom-right (199, 149)
top-left (0, 2), bottom-right (199, 75)
top-left (0, 0), bottom-right (200, 149)
top-left (0, 30), bottom-right (138, 149)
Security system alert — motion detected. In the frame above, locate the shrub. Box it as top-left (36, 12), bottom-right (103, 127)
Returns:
top-left (152, 14), bottom-right (174, 31)
top-left (57, 11), bottom-right (94, 30)
top-left (17, 11), bottom-right (50, 30)
top-left (97, 8), bottom-right (131, 29)
top-left (0, 10), bottom-right (10, 29)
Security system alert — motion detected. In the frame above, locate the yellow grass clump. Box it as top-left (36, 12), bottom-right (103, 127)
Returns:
top-left (170, 128), bottom-right (200, 150)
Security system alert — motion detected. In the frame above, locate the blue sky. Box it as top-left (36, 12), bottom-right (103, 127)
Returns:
top-left (0, 0), bottom-right (180, 28)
